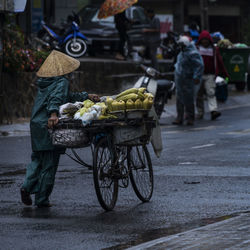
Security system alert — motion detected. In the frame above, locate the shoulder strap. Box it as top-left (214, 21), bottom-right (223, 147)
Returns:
top-left (214, 48), bottom-right (217, 74)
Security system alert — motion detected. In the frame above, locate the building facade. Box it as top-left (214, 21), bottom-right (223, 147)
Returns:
top-left (90, 0), bottom-right (250, 43)
top-left (15, 0), bottom-right (250, 43)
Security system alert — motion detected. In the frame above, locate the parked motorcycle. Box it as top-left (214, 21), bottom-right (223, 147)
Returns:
top-left (35, 12), bottom-right (88, 58)
top-left (134, 64), bottom-right (175, 119)
top-left (160, 31), bottom-right (180, 61)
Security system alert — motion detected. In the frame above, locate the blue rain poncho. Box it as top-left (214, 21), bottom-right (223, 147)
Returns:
top-left (175, 43), bottom-right (204, 103)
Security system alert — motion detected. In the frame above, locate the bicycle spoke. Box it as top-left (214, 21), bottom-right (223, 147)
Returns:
top-left (128, 146), bottom-right (153, 202)
top-left (93, 138), bottom-right (118, 211)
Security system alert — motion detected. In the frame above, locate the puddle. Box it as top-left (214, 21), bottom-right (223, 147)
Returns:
top-left (21, 207), bottom-right (55, 219)
top-left (0, 179), bottom-right (15, 186)
top-left (0, 169), bottom-right (25, 177)
top-left (104, 214), bottom-right (238, 250)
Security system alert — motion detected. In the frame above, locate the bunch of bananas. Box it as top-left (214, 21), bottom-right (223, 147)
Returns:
top-left (106, 87), bottom-right (154, 112)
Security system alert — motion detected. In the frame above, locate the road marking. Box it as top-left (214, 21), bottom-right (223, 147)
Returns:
top-left (224, 129), bottom-right (250, 135)
top-left (162, 130), bottom-right (180, 134)
top-left (191, 144), bottom-right (215, 149)
top-left (179, 162), bottom-right (198, 165)
top-left (191, 126), bottom-right (217, 131)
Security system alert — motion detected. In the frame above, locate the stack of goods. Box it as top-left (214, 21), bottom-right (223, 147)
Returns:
top-left (59, 87), bottom-right (154, 125)
top-left (217, 39), bottom-right (233, 48)
top-left (59, 102), bottom-right (83, 119)
top-left (106, 87), bottom-right (154, 112)
top-left (74, 100), bottom-right (116, 125)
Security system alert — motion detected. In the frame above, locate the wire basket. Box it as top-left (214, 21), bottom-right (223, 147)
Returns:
top-left (50, 120), bottom-right (90, 148)
top-left (113, 120), bottom-right (154, 146)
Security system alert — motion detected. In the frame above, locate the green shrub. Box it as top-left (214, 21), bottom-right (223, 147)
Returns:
top-left (3, 24), bottom-right (49, 73)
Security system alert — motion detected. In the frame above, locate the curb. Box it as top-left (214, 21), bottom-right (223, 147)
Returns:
top-left (126, 212), bottom-right (250, 250)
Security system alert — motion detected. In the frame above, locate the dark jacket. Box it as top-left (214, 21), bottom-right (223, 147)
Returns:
top-left (196, 30), bottom-right (229, 77)
top-left (30, 76), bottom-right (88, 151)
top-left (114, 11), bottom-right (130, 30)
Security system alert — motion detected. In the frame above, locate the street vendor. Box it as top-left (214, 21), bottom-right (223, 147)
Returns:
top-left (20, 50), bottom-right (99, 208)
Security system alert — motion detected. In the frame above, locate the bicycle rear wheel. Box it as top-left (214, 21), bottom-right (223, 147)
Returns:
top-left (93, 137), bottom-right (118, 211)
top-left (128, 145), bottom-right (153, 202)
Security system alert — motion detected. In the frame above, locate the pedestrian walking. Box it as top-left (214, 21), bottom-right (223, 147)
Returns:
top-left (188, 22), bottom-right (200, 44)
top-left (143, 9), bottom-right (161, 70)
top-left (172, 35), bottom-right (204, 126)
top-left (196, 30), bottom-right (229, 120)
top-left (114, 11), bottom-right (131, 60)
top-left (20, 50), bottom-right (99, 208)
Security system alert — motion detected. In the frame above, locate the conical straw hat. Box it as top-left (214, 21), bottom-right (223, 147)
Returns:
top-left (36, 50), bottom-right (80, 77)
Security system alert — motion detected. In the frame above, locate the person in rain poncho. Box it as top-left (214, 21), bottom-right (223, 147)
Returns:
top-left (173, 35), bottom-right (204, 126)
top-left (196, 30), bottom-right (229, 120)
top-left (20, 50), bottom-right (99, 208)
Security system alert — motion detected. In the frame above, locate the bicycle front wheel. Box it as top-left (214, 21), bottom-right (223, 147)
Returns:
top-left (93, 137), bottom-right (118, 211)
top-left (128, 145), bottom-right (153, 202)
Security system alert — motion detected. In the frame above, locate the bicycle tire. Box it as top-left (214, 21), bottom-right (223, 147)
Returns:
top-left (93, 137), bottom-right (118, 211)
top-left (128, 145), bottom-right (153, 202)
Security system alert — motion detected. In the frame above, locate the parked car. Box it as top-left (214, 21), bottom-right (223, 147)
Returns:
top-left (77, 5), bottom-right (150, 56)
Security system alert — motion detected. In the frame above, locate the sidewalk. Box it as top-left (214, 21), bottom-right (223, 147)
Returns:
top-left (0, 120), bottom-right (30, 137)
top-left (126, 212), bottom-right (250, 250)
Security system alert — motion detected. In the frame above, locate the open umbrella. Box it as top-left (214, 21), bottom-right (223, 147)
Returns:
top-left (98, 0), bottom-right (138, 19)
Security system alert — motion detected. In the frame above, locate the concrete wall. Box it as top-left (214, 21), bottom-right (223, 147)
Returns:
top-left (0, 59), bottom-right (172, 123)
top-left (54, 0), bottom-right (78, 24)
top-left (0, 61), bottom-right (142, 123)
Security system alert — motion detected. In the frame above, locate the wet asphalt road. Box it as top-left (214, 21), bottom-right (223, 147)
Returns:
top-left (1, 104), bottom-right (250, 250)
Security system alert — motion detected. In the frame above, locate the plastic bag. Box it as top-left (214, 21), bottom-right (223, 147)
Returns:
top-left (59, 102), bottom-right (83, 118)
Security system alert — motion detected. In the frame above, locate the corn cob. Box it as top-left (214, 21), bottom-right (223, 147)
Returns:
top-left (135, 99), bottom-right (143, 109)
top-left (116, 88), bottom-right (138, 99)
top-left (143, 98), bottom-right (153, 110)
top-left (98, 114), bottom-right (117, 120)
top-left (138, 87), bottom-right (146, 94)
top-left (144, 92), bottom-right (154, 98)
top-left (137, 91), bottom-right (145, 100)
top-left (111, 100), bottom-right (120, 111)
top-left (116, 93), bottom-right (138, 102)
top-left (126, 99), bottom-right (135, 110)
top-left (118, 100), bottom-right (126, 111)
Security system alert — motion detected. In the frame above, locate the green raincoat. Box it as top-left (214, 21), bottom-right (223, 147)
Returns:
top-left (22, 76), bottom-right (88, 206)
top-left (30, 76), bottom-right (88, 151)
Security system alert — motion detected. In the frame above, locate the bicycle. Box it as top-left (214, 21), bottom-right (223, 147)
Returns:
top-left (50, 115), bottom-right (155, 211)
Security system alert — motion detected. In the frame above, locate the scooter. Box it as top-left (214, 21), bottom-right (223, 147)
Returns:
top-left (160, 31), bottom-right (180, 61)
top-left (35, 12), bottom-right (88, 58)
top-left (134, 65), bottom-right (175, 119)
